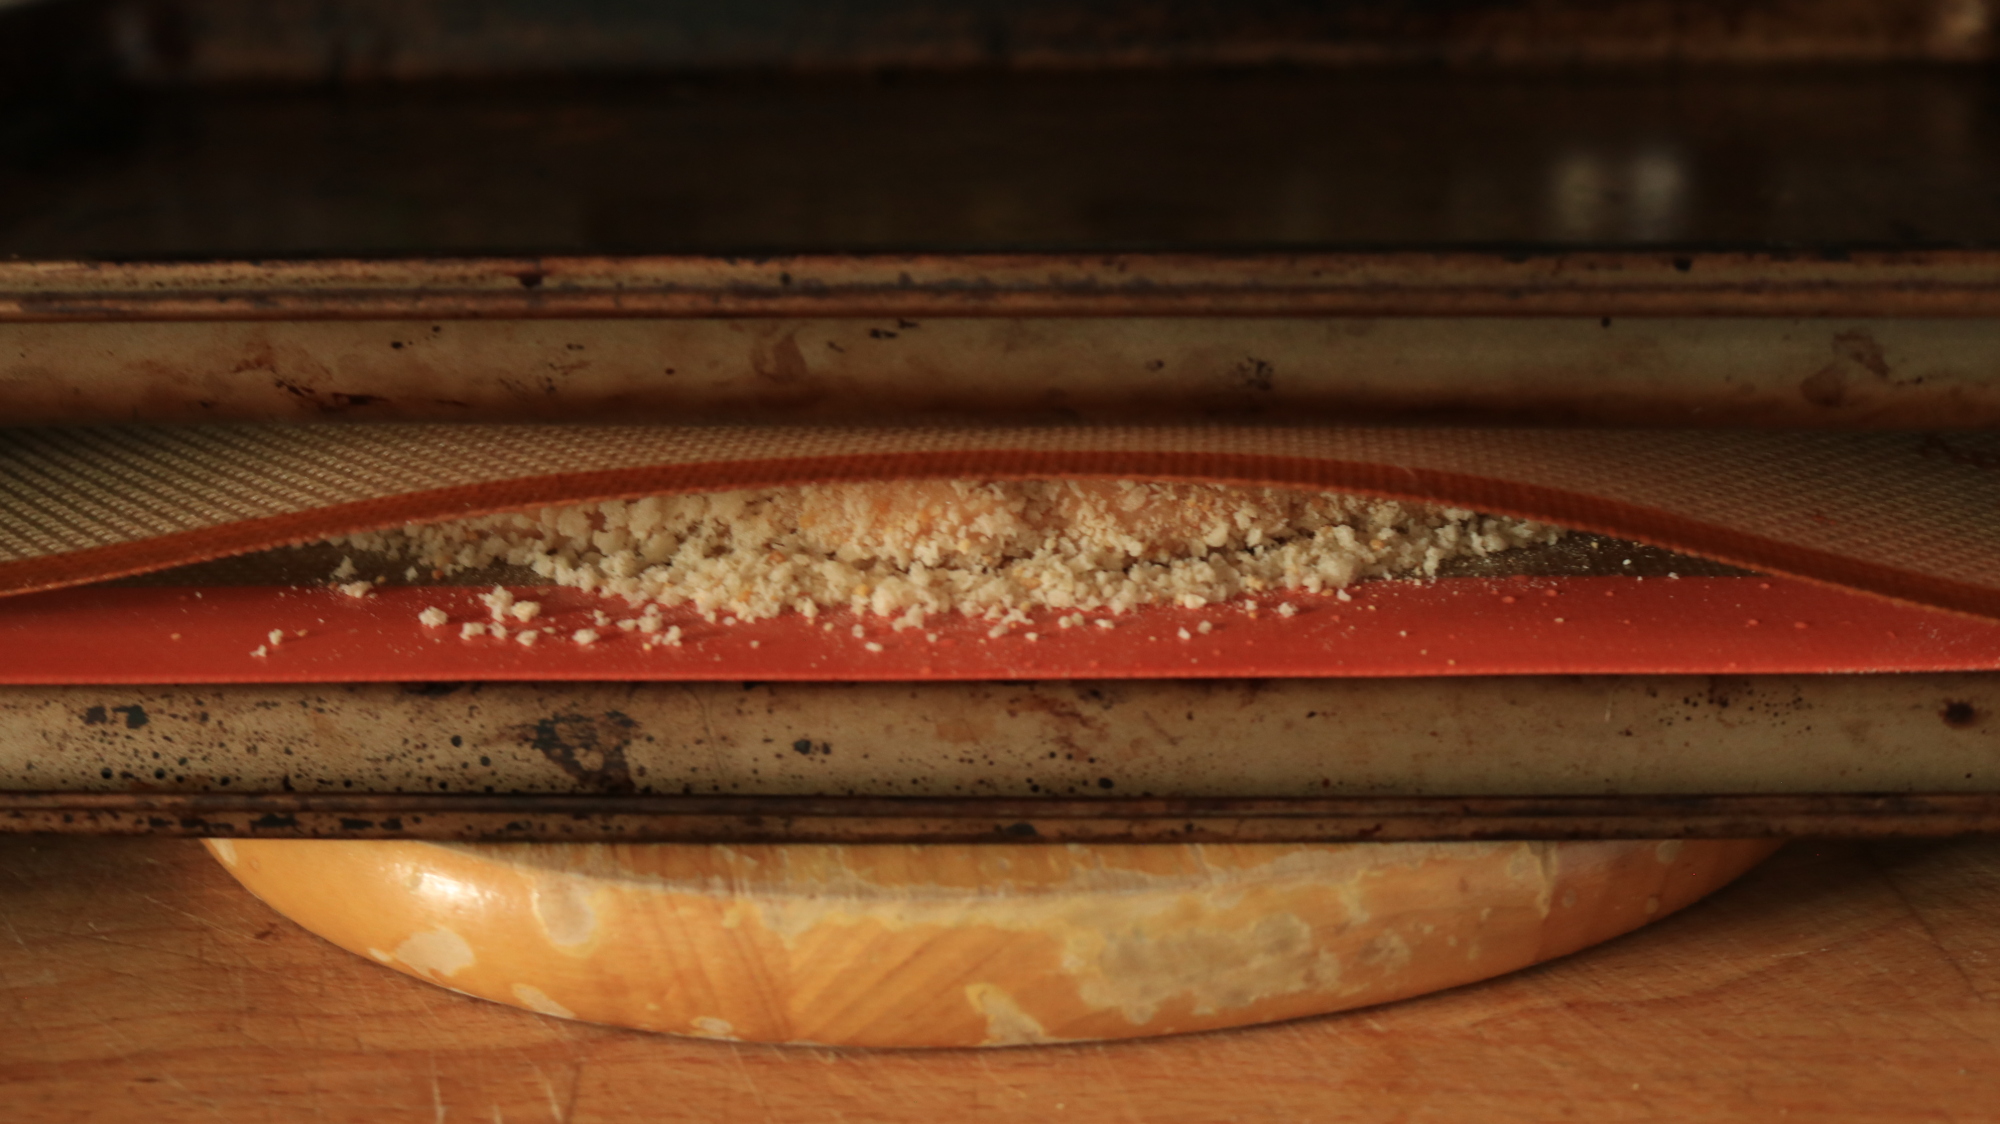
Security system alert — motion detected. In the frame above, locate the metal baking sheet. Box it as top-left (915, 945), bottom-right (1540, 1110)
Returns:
top-left (9, 255), bottom-right (2000, 429)
top-left (7, 791), bottom-right (1999, 843)
top-left (5, 672), bottom-right (2000, 840)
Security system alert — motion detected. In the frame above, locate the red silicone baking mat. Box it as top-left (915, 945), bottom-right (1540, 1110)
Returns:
top-left (8, 423), bottom-right (2000, 682)
top-left (6, 574), bottom-right (1996, 684)
top-left (7, 425), bottom-right (2000, 619)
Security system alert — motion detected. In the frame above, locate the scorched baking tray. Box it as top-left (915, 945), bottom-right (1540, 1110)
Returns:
top-left (6, 0), bottom-right (2000, 842)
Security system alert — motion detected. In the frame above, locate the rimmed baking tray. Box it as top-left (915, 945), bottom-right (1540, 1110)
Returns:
top-left (10, 27), bottom-right (2000, 840)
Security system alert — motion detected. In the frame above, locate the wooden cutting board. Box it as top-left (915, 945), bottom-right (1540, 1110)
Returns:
top-left (207, 836), bottom-right (1776, 1047)
top-left (4, 836), bottom-right (1997, 1121)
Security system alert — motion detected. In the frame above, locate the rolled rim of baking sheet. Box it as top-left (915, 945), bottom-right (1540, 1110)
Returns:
top-left (3, 424), bottom-right (1999, 618)
top-left (7, 252), bottom-right (2000, 320)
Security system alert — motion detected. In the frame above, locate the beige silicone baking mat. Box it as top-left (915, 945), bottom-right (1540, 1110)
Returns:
top-left (3, 424), bottom-right (1998, 617)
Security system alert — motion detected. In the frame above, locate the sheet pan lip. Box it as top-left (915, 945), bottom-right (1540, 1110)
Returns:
top-left (4, 790), bottom-right (1997, 842)
top-left (6, 249), bottom-right (2000, 321)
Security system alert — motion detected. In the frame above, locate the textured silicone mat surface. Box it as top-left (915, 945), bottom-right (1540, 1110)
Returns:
top-left (3, 424), bottom-right (1999, 617)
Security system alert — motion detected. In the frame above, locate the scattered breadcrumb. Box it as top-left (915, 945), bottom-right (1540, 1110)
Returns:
top-left (481, 586), bottom-right (514, 620)
top-left (418, 607), bottom-right (449, 628)
top-left (572, 628), bottom-right (599, 646)
top-left (1196, 620), bottom-right (1213, 634)
top-left (510, 601), bottom-right (541, 622)
top-left (337, 581), bottom-right (373, 598)
top-left (1177, 627), bottom-right (1192, 640)
top-left (864, 641), bottom-right (884, 652)
top-left (324, 480), bottom-right (1563, 625)
top-left (266, 629), bottom-right (284, 646)
top-left (250, 644), bottom-right (268, 658)
top-left (516, 630), bottom-right (539, 646)
top-left (460, 622), bottom-right (487, 639)
top-left (331, 556), bottom-right (356, 580)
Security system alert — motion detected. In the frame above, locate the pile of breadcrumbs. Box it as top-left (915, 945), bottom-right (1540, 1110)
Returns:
top-left (327, 480), bottom-right (1562, 629)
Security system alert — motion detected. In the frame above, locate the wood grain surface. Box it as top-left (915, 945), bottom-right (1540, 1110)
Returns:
top-left (2, 836), bottom-right (1996, 1122)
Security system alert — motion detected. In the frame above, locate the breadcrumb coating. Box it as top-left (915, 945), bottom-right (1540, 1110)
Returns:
top-left (327, 480), bottom-right (1562, 627)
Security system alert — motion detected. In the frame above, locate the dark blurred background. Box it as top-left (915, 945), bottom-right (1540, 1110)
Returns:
top-left (4, 0), bottom-right (1998, 257)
